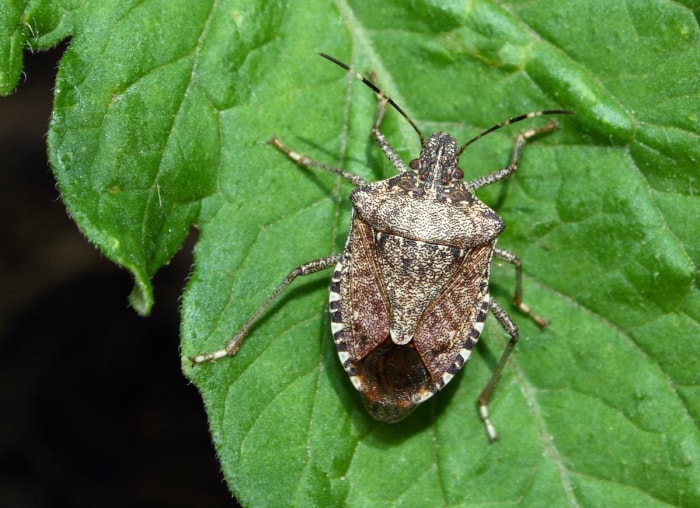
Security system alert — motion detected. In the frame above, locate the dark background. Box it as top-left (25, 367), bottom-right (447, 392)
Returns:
top-left (1, 46), bottom-right (236, 507)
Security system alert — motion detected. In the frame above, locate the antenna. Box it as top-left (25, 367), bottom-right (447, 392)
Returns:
top-left (319, 53), bottom-right (425, 145)
top-left (458, 110), bottom-right (574, 156)
top-left (319, 54), bottom-right (574, 154)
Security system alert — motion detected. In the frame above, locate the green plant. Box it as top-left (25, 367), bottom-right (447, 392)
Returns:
top-left (3, 1), bottom-right (698, 505)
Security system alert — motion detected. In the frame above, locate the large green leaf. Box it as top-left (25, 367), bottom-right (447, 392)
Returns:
top-left (3, 0), bottom-right (698, 505)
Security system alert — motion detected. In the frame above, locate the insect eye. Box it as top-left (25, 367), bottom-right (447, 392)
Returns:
top-left (409, 159), bottom-right (420, 171)
top-left (452, 167), bottom-right (464, 180)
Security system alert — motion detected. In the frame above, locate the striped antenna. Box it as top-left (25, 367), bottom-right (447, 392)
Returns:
top-left (319, 54), bottom-right (574, 154)
top-left (458, 110), bottom-right (574, 156)
top-left (319, 53), bottom-right (425, 145)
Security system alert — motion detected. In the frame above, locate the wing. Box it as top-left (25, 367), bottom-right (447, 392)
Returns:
top-left (413, 242), bottom-right (494, 387)
top-left (331, 214), bottom-right (391, 369)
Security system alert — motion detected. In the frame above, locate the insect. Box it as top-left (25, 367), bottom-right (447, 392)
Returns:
top-left (193, 53), bottom-right (574, 441)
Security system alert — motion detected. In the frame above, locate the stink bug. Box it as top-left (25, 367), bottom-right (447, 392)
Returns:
top-left (193, 53), bottom-right (574, 441)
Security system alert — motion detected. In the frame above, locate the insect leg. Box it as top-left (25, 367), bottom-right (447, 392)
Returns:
top-left (494, 248), bottom-right (548, 328)
top-left (372, 118), bottom-right (409, 174)
top-left (478, 299), bottom-right (519, 442)
top-left (362, 72), bottom-right (407, 173)
top-left (366, 73), bottom-right (409, 175)
top-left (191, 255), bottom-right (341, 364)
top-left (367, 71), bottom-right (388, 133)
top-left (466, 120), bottom-right (560, 191)
top-left (269, 137), bottom-right (367, 187)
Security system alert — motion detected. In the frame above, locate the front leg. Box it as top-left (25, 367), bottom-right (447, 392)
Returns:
top-left (367, 72), bottom-right (409, 174)
top-left (466, 120), bottom-right (561, 191)
top-left (269, 138), bottom-right (367, 187)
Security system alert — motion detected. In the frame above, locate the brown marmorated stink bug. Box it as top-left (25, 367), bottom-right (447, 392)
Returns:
top-left (193, 53), bottom-right (574, 442)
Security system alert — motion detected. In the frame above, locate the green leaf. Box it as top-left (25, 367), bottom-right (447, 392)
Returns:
top-left (0, 0), bottom-right (26, 94)
top-left (5, 0), bottom-right (699, 505)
